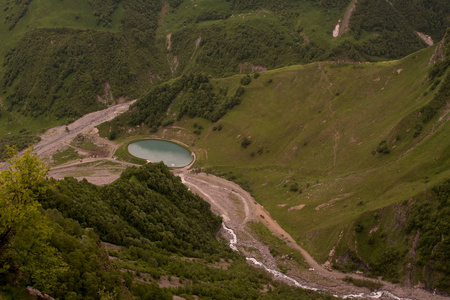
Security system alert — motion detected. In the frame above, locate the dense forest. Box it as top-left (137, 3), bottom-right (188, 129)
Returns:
top-left (391, 0), bottom-right (450, 41)
top-left (3, 29), bottom-right (128, 118)
top-left (170, 24), bottom-right (324, 77)
top-left (104, 74), bottom-right (245, 138)
top-left (349, 0), bottom-right (426, 59)
top-left (0, 149), bottom-right (335, 299)
top-left (1, 0), bottom-right (164, 120)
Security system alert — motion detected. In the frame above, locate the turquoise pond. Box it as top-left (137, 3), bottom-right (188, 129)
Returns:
top-left (127, 140), bottom-right (193, 167)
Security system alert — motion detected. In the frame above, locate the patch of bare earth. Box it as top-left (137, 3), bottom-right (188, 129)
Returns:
top-left (415, 31), bottom-right (433, 46)
top-left (27, 101), bottom-right (138, 183)
top-left (166, 33), bottom-right (172, 51)
top-left (97, 81), bottom-right (114, 104)
top-left (238, 62), bottom-right (267, 74)
top-left (288, 204), bottom-right (305, 211)
top-left (34, 101), bottom-right (135, 161)
top-left (158, 275), bottom-right (186, 288)
top-left (339, 0), bottom-right (358, 36)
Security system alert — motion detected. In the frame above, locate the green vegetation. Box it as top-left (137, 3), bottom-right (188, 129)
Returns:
top-left (1, 148), bottom-right (336, 299)
top-left (2, 0), bottom-right (32, 30)
top-left (349, 0), bottom-right (426, 59)
top-left (334, 179), bottom-right (450, 291)
top-left (41, 163), bottom-right (225, 258)
top-left (3, 28), bottom-right (134, 119)
top-left (346, 0), bottom-right (449, 59)
top-left (52, 147), bottom-right (82, 165)
top-left (117, 40), bottom-right (450, 294)
top-left (0, 134), bottom-right (40, 160)
top-left (88, 0), bottom-right (120, 27)
top-left (2, 0), bottom-right (445, 138)
top-left (390, 0), bottom-right (450, 41)
top-left (0, 0), bottom-right (165, 138)
top-left (102, 74), bottom-right (245, 137)
top-left (0, 0), bottom-right (449, 296)
top-left (0, 148), bottom-right (67, 293)
top-left (248, 222), bottom-right (309, 269)
top-left (343, 276), bottom-right (383, 290)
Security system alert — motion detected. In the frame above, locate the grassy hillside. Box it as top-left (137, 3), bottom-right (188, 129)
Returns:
top-left (104, 36), bottom-right (450, 291)
top-left (0, 0), bottom-right (448, 295)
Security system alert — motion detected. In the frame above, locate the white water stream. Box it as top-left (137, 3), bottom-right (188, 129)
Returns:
top-left (221, 223), bottom-right (410, 300)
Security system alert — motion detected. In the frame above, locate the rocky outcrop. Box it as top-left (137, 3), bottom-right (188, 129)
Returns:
top-left (26, 286), bottom-right (54, 300)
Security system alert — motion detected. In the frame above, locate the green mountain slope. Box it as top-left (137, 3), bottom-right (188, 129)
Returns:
top-left (103, 33), bottom-right (450, 292)
top-left (0, 0), bottom-right (449, 295)
top-left (1, 0), bottom-right (448, 140)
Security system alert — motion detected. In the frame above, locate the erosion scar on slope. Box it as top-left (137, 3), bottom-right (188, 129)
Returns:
top-left (339, 0), bottom-right (357, 36)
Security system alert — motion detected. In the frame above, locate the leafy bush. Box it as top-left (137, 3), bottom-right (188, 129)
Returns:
top-left (240, 75), bottom-right (251, 86)
top-left (88, 0), bottom-right (120, 27)
top-left (241, 137), bottom-right (251, 148)
top-left (375, 140), bottom-right (390, 154)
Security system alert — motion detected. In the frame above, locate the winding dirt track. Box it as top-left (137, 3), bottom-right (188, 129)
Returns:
top-left (36, 101), bottom-right (136, 159)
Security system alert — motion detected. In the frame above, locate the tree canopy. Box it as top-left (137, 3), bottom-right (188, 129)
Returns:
top-left (0, 148), bottom-right (67, 293)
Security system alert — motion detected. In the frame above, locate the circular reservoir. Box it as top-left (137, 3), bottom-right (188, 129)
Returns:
top-left (128, 140), bottom-right (193, 168)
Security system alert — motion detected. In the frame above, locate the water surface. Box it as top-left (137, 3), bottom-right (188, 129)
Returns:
top-left (128, 140), bottom-right (193, 167)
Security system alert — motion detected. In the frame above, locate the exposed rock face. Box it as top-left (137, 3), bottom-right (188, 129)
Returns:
top-left (26, 286), bottom-right (54, 300)
top-left (238, 62), bottom-right (267, 74)
top-left (430, 37), bottom-right (446, 64)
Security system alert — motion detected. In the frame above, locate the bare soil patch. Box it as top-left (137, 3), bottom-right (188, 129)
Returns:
top-left (339, 0), bottom-right (358, 36)
top-left (415, 31), bottom-right (433, 46)
top-left (288, 204), bottom-right (305, 211)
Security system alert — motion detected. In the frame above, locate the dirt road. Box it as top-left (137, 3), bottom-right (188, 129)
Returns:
top-left (35, 101), bottom-right (136, 160)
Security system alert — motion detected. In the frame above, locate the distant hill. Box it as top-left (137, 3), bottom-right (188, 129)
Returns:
top-left (0, 0), bottom-right (448, 132)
